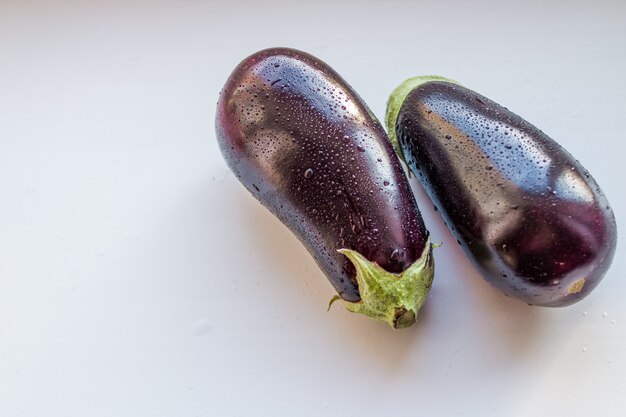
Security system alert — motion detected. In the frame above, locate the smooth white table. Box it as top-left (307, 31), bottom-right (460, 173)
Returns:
top-left (1, 1), bottom-right (624, 416)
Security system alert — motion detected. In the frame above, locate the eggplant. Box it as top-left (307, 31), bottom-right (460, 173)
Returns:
top-left (216, 48), bottom-right (434, 328)
top-left (386, 76), bottom-right (616, 307)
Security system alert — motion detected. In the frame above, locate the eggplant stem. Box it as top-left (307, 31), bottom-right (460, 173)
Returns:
top-left (334, 236), bottom-right (435, 329)
top-left (385, 75), bottom-right (460, 165)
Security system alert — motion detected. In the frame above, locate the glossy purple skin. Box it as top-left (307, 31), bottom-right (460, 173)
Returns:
top-left (216, 48), bottom-right (428, 302)
top-left (396, 81), bottom-right (616, 306)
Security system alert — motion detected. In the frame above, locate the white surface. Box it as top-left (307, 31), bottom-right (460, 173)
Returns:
top-left (1, 1), bottom-right (625, 416)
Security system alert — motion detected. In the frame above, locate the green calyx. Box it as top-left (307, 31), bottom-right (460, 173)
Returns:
top-left (328, 237), bottom-right (435, 329)
top-left (385, 75), bottom-right (460, 163)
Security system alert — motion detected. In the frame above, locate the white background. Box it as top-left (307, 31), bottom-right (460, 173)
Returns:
top-left (1, 1), bottom-right (625, 416)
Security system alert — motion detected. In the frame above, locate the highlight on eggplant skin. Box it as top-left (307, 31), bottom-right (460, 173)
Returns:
top-left (216, 48), bottom-right (434, 328)
top-left (386, 77), bottom-right (617, 307)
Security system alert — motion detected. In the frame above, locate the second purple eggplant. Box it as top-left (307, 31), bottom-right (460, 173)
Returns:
top-left (386, 77), bottom-right (616, 307)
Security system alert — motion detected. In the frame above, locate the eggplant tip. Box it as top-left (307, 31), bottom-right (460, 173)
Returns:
top-left (568, 278), bottom-right (586, 294)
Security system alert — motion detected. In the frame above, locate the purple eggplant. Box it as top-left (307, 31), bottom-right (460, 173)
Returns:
top-left (386, 77), bottom-right (616, 307)
top-left (216, 49), bottom-right (434, 328)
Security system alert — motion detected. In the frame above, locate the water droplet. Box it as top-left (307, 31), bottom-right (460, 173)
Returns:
top-left (356, 145), bottom-right (365, 152)
top-left (304, 168), bottom-right (314, 178)
top-left (383, 180), bottom-right (390, 186)
top-left (193, 318), bottom-right (214, 336)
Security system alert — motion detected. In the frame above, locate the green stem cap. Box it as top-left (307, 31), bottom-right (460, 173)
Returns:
top-left (329, 237), bottom-right (435, 329)
top-left (385, 75), bottom-right (460, 163)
